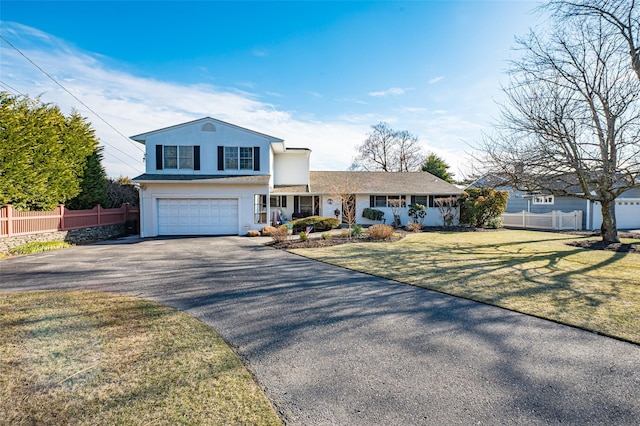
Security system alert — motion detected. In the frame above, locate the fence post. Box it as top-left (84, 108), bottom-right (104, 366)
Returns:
top-left (552, 211), bottom-right (558, 230)
top-left (522, 210), bottom-right (526, 228)
top-left (97, 205), bottom-right (102, 226)
top-left (59, 205), bottom-right (65, 231)
top-left (6, 204), bottom-right (13, 236)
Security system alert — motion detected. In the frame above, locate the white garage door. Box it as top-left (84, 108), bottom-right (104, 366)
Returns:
top-left (157, 198), bottom-right (238, 235)
top-left (592, 199), bottom-right (640, 230)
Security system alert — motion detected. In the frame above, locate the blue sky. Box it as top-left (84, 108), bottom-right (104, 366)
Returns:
top-left (1, 1), bottom-right (543, 178)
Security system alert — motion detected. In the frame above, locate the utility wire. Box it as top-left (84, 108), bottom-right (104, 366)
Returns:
top-left (0, 34), bottom-right (146, 165)
top-left (0, 80), bottom-right (25, 97)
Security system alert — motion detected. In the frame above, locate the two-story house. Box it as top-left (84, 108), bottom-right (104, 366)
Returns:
top-left (132, 117), bottom-right (462, 237)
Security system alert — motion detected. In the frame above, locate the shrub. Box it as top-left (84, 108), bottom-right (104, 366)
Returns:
top-left (459, 188), bottom-right (508, 227)
top-left (486, 217), bottom-right (503, 229)
top-left (362, 208), bottom-right (385, 221)
top-left (367, 224), bottom-right (394, 240)
top-left (408, 203), bottom-right (427, 226)
top-left (287, 216), bottom-right (340, 233)
top-left (322, 232), bottom-right (332, 240)
top-left (352, 225), bottom-right (364, 237)
top-left (299, 231), bottom-right (308, 242)
top-left (270, 227), bottom-right (289, 243)
top-left (246, 230), bottom-right (260, 237)
top-left (405, 221), bottom-right (422, 232)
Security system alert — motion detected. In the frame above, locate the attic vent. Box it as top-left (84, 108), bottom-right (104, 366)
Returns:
top-left (201, 123), bottom-right (216, 132)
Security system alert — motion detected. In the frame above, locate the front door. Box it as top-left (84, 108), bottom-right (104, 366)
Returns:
top-left (342, 194), bottom-right (356, 224)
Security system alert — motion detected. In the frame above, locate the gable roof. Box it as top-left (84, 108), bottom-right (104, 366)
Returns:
top-left (307, 171), bottom-right (462, 195)
top-left (130, 117), bottom-right (284, 144)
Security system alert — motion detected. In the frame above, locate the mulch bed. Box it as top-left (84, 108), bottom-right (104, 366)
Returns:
top-left (563, 230), bottom-right (640, 254)
top-left (266, 226), bottom-right (640, 254)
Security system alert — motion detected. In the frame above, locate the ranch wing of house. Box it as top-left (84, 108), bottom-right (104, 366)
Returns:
top-left (132, 117), bottom-right (462, 237)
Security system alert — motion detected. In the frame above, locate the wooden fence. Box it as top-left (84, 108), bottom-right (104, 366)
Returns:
top-left (0, 204), bottom-right (139, 237)
top-left (502, 210), bottom-right (583, 231)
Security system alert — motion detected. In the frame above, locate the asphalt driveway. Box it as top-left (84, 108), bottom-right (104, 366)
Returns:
top-left (2, 236), bottom-right (639, 425)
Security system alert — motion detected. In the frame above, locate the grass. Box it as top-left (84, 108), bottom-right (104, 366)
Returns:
top-left (292, 230), bottom-right (640, 344)
top-left (0, 291), bottom-right (282, 425)
top-left (7, 241), bottom-right (72, 256)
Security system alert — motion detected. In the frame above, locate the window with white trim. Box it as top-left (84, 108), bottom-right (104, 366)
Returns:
top-left (225, 147), bottom-right (254, 170)
top-left (270, 195), bottom-right (287, 208)
top-left (533, 195), bottom-right (554, 205)
top-left (164, 145), bottom-right (194, 169)
top-left (371, 195), bottom-right (406, 208)
top-left (254, 194), bottom-right (267, 224)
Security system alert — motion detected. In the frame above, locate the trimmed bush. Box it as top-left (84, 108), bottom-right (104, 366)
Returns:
top-left (362, 208), bottom-right (385, 221)
top-left (368, 224), bottom-right (394, 240)
top-left (322, 232), bottom-right (332, 240)
top-left (287, 216), bottom-right (340, 233)
top-left (246, 230), bottom-right (261, 237)
top-left (299, 231), bottom-right (308, 242)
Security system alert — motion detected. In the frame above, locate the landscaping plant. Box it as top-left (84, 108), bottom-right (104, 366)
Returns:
top-left (367, 224), bottom-right (395, 240)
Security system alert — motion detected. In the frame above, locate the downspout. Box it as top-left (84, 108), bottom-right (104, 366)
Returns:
top-left (586, 199), bottom-right (591, 231)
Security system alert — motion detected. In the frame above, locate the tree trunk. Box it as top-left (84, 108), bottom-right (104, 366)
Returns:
top-left (600, 200), bottom-right (620, 244)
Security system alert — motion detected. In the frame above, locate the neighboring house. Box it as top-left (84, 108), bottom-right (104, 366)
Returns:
top-left (468, 173), bottom-right (640, 230)
top-left (132, 117), bottom-right (462, 237)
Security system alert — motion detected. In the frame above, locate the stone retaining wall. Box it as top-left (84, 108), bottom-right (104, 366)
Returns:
top-left (0, 224), bottom-right (126, 254)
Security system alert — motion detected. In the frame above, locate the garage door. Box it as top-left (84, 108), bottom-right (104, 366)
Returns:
top-left (157, 198), bottom-right (238, 235)
top-left (592, 199), bottom-right (640, 230)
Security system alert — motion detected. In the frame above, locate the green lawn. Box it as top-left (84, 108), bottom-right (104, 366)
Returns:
top-left (0, 291), bottom-right (282, 425)
top-left (292, 230), bottom-right (640, 344)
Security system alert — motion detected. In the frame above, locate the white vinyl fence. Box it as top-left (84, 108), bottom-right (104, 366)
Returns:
top-left (502, 210), bottom-right (583, 231)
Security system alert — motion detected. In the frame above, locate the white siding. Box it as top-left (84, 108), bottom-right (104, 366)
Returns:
top-left (273, 152), bottom-right (310, 186)
top-left (144, 120), bottom-right (272, 176)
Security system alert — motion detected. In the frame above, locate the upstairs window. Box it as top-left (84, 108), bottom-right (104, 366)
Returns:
top-left (219, 146), bottom-right (260, 171)
top-left (157, 145), bottom-right (199, 170)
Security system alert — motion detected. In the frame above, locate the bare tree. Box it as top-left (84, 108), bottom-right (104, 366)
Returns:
top-left (434, 196), bottom-right (458, 227)
top-left (547, 0), bottom-right (640, 79)
top-left (351, 122), bottom-right (425, 172)
top-left (478, 18), bottom-right (640, 243)
top-left (330, 178), bottom-right (359, 238)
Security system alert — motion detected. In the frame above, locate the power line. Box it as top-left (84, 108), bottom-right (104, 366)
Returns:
top-left (0, 80), bottom-right (25, 97)
top-left (0, 34), bottom-right (146, 164)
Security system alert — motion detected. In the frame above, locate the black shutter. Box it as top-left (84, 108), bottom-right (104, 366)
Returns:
top-left (156, 145), bottom-right (163, 170)
top-left (314, 196), bottom-right (320, 215)
top-left (282, 196), bottom-right (287, 208)
top-left (217, 146), bottom-right (224, 171)
top-left (194, 146), bottom-right (200, 171)
top-left (253, 146), bottom-right (260, 171)
top-left (411, 195), bottom-right (416, 205)
top-left (429, 196), bottom-right (434, 208)
top-left (294, 196), bottom-right (299, 213)
top-left (370, 195), bottom-right (375, 208)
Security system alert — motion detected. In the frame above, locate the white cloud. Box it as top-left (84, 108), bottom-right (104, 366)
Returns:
top-left (368, 87), bottom-right (412, 97)
top-left (0, 22), bottom-right (370, 176)
top-left (428, 76), bottom-right (445, 84)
